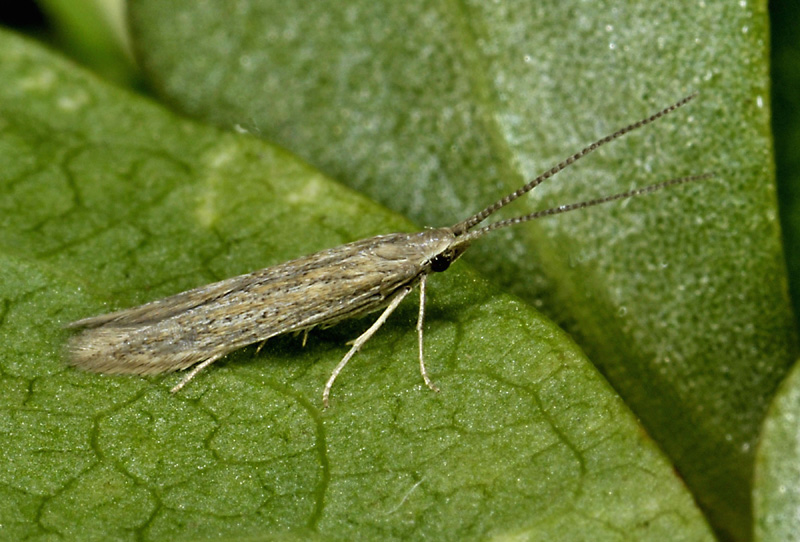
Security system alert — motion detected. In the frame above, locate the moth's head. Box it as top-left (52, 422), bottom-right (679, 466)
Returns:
top-left (415, 227), bottom-right (471, 274)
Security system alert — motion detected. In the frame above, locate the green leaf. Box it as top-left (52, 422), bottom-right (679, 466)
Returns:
top-left (36, 0), bottom-right (139, 86)
top-left (0, 29), bottom-right (713, 541)
top-left (127, 0), bottom-right (798, 537)
top-left (754, 359), bottom-right (800, 541)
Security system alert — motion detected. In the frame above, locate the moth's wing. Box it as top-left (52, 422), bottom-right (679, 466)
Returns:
top-left (66, 234), bottom-right (429, 375)
top-left (65, 261), bottom-right (317, 374)
top-left (66, 268), bottom-right (280, 329)
top-left (67, 324), bottom-right (228, 374)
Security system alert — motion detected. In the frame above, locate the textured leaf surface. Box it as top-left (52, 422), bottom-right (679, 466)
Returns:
top-left (128, 0), bottom-right (798, 537)
top-left (0, 30), bottom-right (714, 541)
top-left (754, 359), bottom-right (800, 542)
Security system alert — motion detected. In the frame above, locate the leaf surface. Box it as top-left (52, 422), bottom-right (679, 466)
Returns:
top-left (0, 29), bottom-right (714, 541)
top-left (128, 0), bottom-right (798, 537)
top-left (754, 359), bottom-right (800, 542)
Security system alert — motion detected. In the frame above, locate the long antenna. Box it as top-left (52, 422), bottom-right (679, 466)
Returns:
top-left (458, 172), bottom-right (713, 243)
top-left (451, 93), bottom-right (698, 235)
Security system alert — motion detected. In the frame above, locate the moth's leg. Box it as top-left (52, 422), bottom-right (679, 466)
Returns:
top-left (170, 353), bottom-right (225, 393)
top-left (255, 340), bottom-right (268, 354)
top-left (323, 286), bottom-right (413, 408)
top-left (302, 328), bottom-right (310, 348)
top-left (417, 274), bottom-right (440, 393)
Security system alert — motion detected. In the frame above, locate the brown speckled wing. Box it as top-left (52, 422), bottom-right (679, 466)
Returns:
top-left (67, 233), bottom-right (434, 375)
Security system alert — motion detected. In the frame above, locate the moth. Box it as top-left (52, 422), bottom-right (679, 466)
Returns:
top-left (67, 94), bottom-right (710, 406)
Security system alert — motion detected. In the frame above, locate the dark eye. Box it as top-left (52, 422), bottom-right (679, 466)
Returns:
top-left (429, 254), bottom-right (451, 272)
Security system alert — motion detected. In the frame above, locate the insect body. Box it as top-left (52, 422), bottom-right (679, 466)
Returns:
top-left (67, 95), bottom-right (710, 406)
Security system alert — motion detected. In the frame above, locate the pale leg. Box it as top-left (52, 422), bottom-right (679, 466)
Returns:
top-left (323, 286), bottom-right (412, 408)
top-left (170, 353), bottom-right (224, 393)
top-left (417, 274), bottom-right (439, 392)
